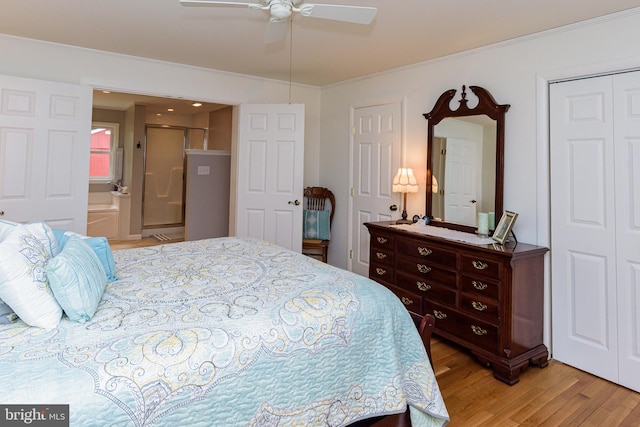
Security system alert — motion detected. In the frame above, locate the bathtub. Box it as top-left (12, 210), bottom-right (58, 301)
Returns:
top-left (87, 192), bottom-right (120, 239)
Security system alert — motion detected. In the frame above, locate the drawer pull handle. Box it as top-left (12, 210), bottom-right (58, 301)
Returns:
top-left (418, 247), bottom-right (433, 256)
top-left (433, 310), bottom-right (447, 320)
top-left (472, 301), bottom-right (488, 312)
top-left (377, 237), bottom-right (388, 244)
top-left (376, 252), bottom-right (387, 260)
top-left (417, 281), bottom-right (431, 292)
top-left (472, 260), bottom-right (489, 270)
top-left (375, 268), bottom-right (387, 276)
top-left (471, 325), bottom-right (488, 336)
top-left (401, 297), bottom-right (413, 306)
top-left (417, 264), bottom-right (431, 274)
top-left (472, 280), bottom-right (488, 290)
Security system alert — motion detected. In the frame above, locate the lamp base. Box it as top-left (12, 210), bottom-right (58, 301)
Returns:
top-left (396, 209), bottom-right (412, 224)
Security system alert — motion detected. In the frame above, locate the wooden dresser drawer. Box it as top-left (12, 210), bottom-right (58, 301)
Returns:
top-left (371, 247), bottom-right (393, 266)
top-left (387, 284), bottom-right (423, 315)
top-left (396, 272), bottom-right (457, 305)
top-left (371, 233), bottom-right (394, 250)
top-left (426, 302), bottom-right (498, 353)
top-left (397, 258), bottom-right (457, 285)
top-left (460, 294), bottom-right (499, 321)
top-left (397, 238), bottom-right (457, 268)
top-left (461, 254), bottom-right (501, 279)
top-left (370, 263), bottom-right (393, 285)
top-left (460, 275), bottom-right (500, 300)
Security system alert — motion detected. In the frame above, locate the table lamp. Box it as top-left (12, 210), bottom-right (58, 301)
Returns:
top-left (392, 167), bottom-right (419, 224)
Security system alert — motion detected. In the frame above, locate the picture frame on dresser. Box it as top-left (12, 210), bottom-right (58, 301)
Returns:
top-left (492, 210), bottom-right (518, 244)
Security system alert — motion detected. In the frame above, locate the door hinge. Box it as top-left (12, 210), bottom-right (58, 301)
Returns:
top-left (351, 126), bottom-right (356, 135)
top-left (351, 188), bottom-right (355, 197)
top-left (441, 148), bottom-right (446, 155)
top-left (349, 249), bottom-right (353, 259)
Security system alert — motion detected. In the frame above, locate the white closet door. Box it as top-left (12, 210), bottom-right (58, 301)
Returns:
top-left (551, 71), bottom-right (640, 392)
top-left (550, 75), bottom-right (619, 383)
top-left (613, 72), bottom-right (640, 392)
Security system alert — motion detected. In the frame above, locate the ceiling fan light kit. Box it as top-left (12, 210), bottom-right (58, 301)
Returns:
top-left (179, 0), bottom-right (377, 32)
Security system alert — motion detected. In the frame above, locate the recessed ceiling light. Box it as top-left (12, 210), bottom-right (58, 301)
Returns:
top-left (167, 108), bottom-right (174, 112)
top-left (192, 102), bottom-right (202, 107)
top-left (102, 90), bottom-right (111, 94)
top-left (156, 113), bottom-right (162, 116)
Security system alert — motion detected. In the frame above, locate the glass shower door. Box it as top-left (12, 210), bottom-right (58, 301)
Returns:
top-left (143, 126), bottom-right (186, 228)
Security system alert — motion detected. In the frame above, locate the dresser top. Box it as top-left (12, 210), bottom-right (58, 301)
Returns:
top-left (365, 221), bottom-right (548, 257)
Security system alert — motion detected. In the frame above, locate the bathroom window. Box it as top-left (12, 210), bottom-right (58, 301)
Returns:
top-left (90, 122), bottom-right (120, 183)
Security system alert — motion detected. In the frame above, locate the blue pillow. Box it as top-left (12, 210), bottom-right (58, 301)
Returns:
top-left (303, 210), bottom-right (331, 240)
top-left (47, 236), bottom-right (107, 323)
top-left (53, 229), bottom-right (118, 282)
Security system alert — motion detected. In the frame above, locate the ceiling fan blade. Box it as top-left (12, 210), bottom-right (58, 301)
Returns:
top-left (264, 19), bottom-right (288, 44)
top-left (179, 0), bottom-right (265, 9)
top-left (297, 4), bottom-right (377, 24)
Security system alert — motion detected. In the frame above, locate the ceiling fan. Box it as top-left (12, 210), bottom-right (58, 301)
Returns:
top-left (179, 0), bottom-right (377, 43)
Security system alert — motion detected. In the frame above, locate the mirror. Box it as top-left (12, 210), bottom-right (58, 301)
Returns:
top-left (423, 86), bottom-right (510, 233)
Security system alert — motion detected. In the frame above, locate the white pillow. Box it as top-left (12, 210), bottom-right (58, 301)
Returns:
top-left (24, 222), bottom-right (60, 256)
top-left (0, 220), bottom-right (59, 256)
top-left (0, 224), bottom-right (62, 328)
top-left (0, 219), bottom-right (18, 242)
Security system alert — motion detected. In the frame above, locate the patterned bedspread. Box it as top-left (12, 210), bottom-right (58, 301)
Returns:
top-left (0, 237), bottom-right (448, 426)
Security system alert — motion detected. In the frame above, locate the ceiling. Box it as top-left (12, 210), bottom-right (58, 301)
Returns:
top-left (2, 1), bottom-right (639, 87)
top-left (92, 90), bottom-right (228, 114)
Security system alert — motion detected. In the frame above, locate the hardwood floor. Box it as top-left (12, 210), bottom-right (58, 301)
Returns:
top-left (107, 238), bottom-right (640, 426)
top-left (431, 337), bottom-right (640, 426)
top-left (109, 236), bottom-right (183, 250)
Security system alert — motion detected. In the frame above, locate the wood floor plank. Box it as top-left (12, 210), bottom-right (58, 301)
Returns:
top-left (431, 336), bottom-right (640, 426)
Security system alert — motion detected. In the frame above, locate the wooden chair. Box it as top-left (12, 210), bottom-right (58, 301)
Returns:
top-left (302, 187), bottom-right (335, 263)
top-left (418, 313), bottom-right (436, 368)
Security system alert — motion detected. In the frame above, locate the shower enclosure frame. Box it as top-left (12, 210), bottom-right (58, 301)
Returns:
top-left (141, 124), bottom-right (208, 232)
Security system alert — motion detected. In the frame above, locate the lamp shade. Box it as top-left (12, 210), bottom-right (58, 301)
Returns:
top-left (392, 168), bottom-right (419, 193)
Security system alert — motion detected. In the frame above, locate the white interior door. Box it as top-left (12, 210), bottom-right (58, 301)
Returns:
top-left (350, 102), bottom-right (401, 276)
top-left (0, 74), bottom-right (92, 233)
top-left (234, 104), bottom-right (304, 252)
top-left (550, 71), bottom-right (640, 392)
top-left (443, 137), bottom-right (478, 227)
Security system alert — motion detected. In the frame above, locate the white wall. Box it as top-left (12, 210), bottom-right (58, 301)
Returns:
top-left (0, 34), bottom-right (322, 187)
top-left (320, 8), bottom-right (640, 350)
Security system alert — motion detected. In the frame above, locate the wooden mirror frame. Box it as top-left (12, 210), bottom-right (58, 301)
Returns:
top-left (423, 85), bottom-right (510, 233)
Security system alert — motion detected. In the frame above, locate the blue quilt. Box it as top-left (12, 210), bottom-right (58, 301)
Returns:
top-left (0, 237), bottom-right (448, 426)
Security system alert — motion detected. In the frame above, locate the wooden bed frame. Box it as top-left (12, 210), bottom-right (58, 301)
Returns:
top-left (350, 313), bottom-right (436, 427)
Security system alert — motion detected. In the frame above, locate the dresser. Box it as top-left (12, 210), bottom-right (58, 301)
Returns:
top-left (365, 221), bottom-right (549, 385)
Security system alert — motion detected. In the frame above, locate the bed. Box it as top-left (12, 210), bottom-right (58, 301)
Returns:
top-left (0, 225), bottom-right (448, 427)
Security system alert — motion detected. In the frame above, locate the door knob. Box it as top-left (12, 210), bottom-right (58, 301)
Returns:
top-left (390, 204), bottom-right (398, 211)
top-left (470, 200), bottom-right (477, 204)
top-left (0, 211), bottom-right (3, 216)
top-left (288, 200), bottom-right (300, 206)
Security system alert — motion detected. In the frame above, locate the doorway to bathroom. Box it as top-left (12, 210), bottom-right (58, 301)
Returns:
top-left (142, 125), bottom-right (205, 235)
